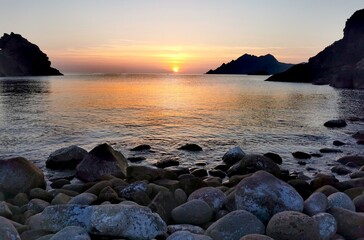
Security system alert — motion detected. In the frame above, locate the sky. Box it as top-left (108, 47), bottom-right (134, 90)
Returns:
top-left (0, 0), bottom-right (363, 74)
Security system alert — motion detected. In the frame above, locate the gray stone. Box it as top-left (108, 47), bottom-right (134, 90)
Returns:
top-left (68, 193), bottom-right (97, 205)
top-left (167, 231), bottom-right (212, 240)
top-left (0, 216), bottom-right (21, 239)
top-left (222, 146), bottom-right (245, 166)
top-left (174, 188), bottom-right (187, 205)
top-left (227, 155), bottom-right (280, 177)
top-left (148, 191), bottom-right (179, 224)
top-left (328, 192), bottom-right (356, 211)
top-left (240, 234), bottom-right (274, 240)
top-left (46, 145), bottom-right (88, 169)
top-left (304, 192), bottom-right (328, 216)
top-left (167, 224), bottom-right (205, 235)
top-left (49, 226), bottom-right (90, 240)
top-left (29, 188), bottom-right (53, 202)
top-left (0, 157), bottom-right (45, 197)
top-left (172, 199), bottom-right (212, 225)
top-left (266, 211), bottom-right (320, 240)
top-left (312, 213), bottom-right (337, 240)
top-left (51, 193), bottom-right (71, 205)
top-left (27, 199), bottom-right (50, 213)
top-left (235, 170), bottom-right (304, 223)
top-left (205, 210), bottom-right (265, 240)
top-left (188, 187), bottom-right (226, 213)
top-left (328, 207), bottom-right (364, 239)
top-left (118, 181), bottom-right (148, 199)
top-left (0, 201), bottom-right (12, 218)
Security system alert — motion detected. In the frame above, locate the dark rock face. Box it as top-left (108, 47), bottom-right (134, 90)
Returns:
top-left (206, 54), bottom-right (293, 75)
top-left (267, 9), bottom-right (364, 89)
top-left (0, 33), bottom-right (62, 76)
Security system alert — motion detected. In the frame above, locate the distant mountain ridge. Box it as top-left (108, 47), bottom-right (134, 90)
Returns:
top-left (266, 8), bottom-right (364, 89)
top-left (206, 54), bottom-right (294, 75)
top-left (0, 32), bottom-right (62, 77)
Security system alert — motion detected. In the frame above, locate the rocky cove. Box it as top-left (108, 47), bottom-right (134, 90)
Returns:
top-left (0, 119), bottom-right (363, 240)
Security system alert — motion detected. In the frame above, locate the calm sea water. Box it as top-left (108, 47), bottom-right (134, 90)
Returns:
top-left (0, 74), bottom-right (363, 178)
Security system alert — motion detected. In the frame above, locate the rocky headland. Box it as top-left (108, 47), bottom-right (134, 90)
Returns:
top-left (206, 54), bottom-right (293, 75)
top-left (0, 33), bottom-right (62, 77)
top-left (0, 119), bottom-right (363, 239)
top-left (266, 8), bottom-right (364, 89)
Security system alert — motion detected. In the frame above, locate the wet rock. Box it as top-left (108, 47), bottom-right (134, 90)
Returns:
top-left (235, 171), bottom-right (304, 223)
top-left (264, 152), bottom-right (282, 164)
top-left (51, 193), bottom-right (71, 205)
top-left (27, 199), bottom-right (50, 213)
top-left (154, 159), bottom-right (180, 168)
top-left (312, 213), bottom-right (337, 240)
top-left (178, 144), bottom-right (203, 151)
top-left (68, 193), bottom-right (97, 205)
top-left (172, 199), bottom-right (212, 225)
top-left (191, 168), bottom-right (208, 178)
top-left (0, 157), bottom-right (45, 197)
top-left (0, 201), bottom-right (12, 218)
top-left (188, 187), bottom-right (226, 213)
top-left (167, 230), bottom-right (212, 240)
top-left (0, 216), bottom-right (21, 239)
top-left (292, 151), bottom-right (311, 159)
top-left (84, 181), bottom-right (111, 195)
top-left (127, 156), bottom-right (146, 163)
top-left (12, 192), bottom-right (29, 206)
top-left (49, 226), bottom-right (90, 240)
top-left (320, 148), bottom-right (343, 153)
top-left (354, 194), bottom-right (364, 212)
top-left (130, 144), bottom-right (151, 151)
top-left (46, 146), bottom-right (88, 169)
top-left (174, 188), bottom-right (187, 205)
top-left (344, 187), bottom-right (364, 199)
top-left (240, 234), bottom-right (274, 240)
top-left (127, 165), bottom-right (177, 182)
top-left (167, 224), bottom-right (205, 235)
top-left (328, 192), bottom-right (356, 211)
top-left (20, 230), bottom-right (53, 240)
top-left (333, 140), bottom-right (346, 146)
top-left (328, 207), bottom-right (364, 239)
top-left (179, 177), bottom-right (208, 195)
top-left (98, 186), bottom-right (119, 203)
top-left (76, 143), bottom-right (128, 182)
top-left (208, 169), bottom-right (226, 178)
top-left (324, 119), bottom-right (347, 128)
top-left (148, 191), bottom-right (178, 224)
top-left (227, 154), bottom-right (280, 177)
top-left (304, 192), bottom-right (328, 216)
top-left (153, 179), bottom-right (180, 191)
top-left (222, 146), bottom-right (245, 166)
top-left (310, 174), bottom-right (338, 190)
top-left (214, 164), bottom-right (229, 172)
top-left (266, 211), bottom-right (320, 240)
top-left (337, 155), bottom-right (364, 167)
top-left (331, 166), bottom-right (352, 175)
top-left (314, 185), bottom-right (340, 196)
top-left (50, 179), bottom-right (70, 189)
top-left (118, 181), bottom-right (148, 199)
top-left (287, 179), bottom-right (312, 199)
top-left (353, 130), bottom-right (364, 140)
top-left (164, 166), bottom-right (190, 176)
top-left (205, 210), bottom-right (265, 240)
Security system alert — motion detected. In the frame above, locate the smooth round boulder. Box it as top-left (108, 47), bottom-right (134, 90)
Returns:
top-left (304, 192), bottom-right (328, 216)
top-left (328, 207), bottom-right (364, 239)
top-left (222, 146), bottom-right (246, 166)
top-left (240, 234), bottom-right (274, 240)
top-left (76, 143), bottom-right (128, 182)
top-left (171, 199), bottom-right (212, 225)
top-left (49, 226), bottom-right (90, 240)
top-left (188, 187), bottom-right (226, 212)
top-left (263, 152), bottom-right (282, 164)
top-left (337, 155), bottom-right (364, 167)
top-left (205, 210), bottom-right (265, 240)
top-left (68, 193), bottom-right (97, 205)
top-left (235, 170), bottom-right (304, 223)
top-left (354, 194), bottom-right (364, 212)
top-left (227, 154), bottom-right (280, 177)
top-left (0, 216), bottom-right (21, 240)
top-left (312, 213), bottom-right (337, 240)
top-left (167, 230), bottom-right (212, 240)
top-left (266, 211), bottom-right (320, 240)
top-left (327, 192), bottom-right (356, 211)
top-left (46, 145), bottom-right (88, 169)
top-left (0, 157), bottom-right (45, 197)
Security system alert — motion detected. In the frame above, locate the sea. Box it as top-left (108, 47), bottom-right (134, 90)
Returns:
top-left (0, 74), bottom-right (363, 179)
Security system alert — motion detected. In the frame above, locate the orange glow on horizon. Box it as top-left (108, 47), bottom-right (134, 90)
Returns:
top-left (172, 67), bottom-right (179, 73)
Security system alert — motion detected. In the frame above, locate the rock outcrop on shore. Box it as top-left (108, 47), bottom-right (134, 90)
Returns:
top-left (266, 8), bottom-right (364, 89)
top-left (206, 54), bottom-right (293, 75)
top-left (0, 32), bottom-right (62, 76)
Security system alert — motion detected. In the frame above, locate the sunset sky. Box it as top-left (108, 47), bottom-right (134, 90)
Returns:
top-left (1, 0), bottom-right (363, 74)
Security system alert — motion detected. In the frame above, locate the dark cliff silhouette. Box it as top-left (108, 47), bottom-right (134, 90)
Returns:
top-left (0, 32), bottom-right (62, 76)
top-left (266, 9), bottom-right (364, 89)
top-left (206, 54), bottom-right (293, 75)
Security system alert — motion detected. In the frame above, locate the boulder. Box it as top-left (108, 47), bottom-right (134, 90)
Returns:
top-left (222, 146), bottom-right (245, 166)
top-left (0, 157), bottom-right (45, 197)
top-left (171, 199), bottom-right (212, 225)
top-left (235, 171), bottom-right (304, 223)
top-left (327, 192), bottom-right (356, 211)
top-left (148, 191), bottom-right (179, 224)
top-left (0, 216), bottom-right (21, 239)
top-left (127, 165), bottom-right (176, 182)
top-left (333, 140), bottom-right (346, 146)
top-left (154, 159), bottom-right (180, 168)
top-left (331, 166), bottom-right (352, 175)
top-left (263, 152), bottom-right (282, 164)
top-left (130, 144), bottom-right (151, 151)
top-left (337, 155), bottom-right (364, 167)
top-left (29, 188), bottom-right (53, 202)
top-left (46, 145), bottom-right (88, 169)
top-left (76, 143), bottom-right (128, 182)
top-left (205, 210), bottom-right (265, 240)
top-left (0, 201), bottom-right (12, 218)
top-left (227, 154), bottom-right (280, 177)
top-left (49, 226), bottom-right (90, 240)
top-left (328, 207), bottom-right (364, 239)
top-left (240, 234), bottom-right (274, 240)
top-left (188, 187), bottom-right (226, 213)
top-left (314, 185), bottom-right (339, 196)
top-left (167, 231), bottom-right (212, 240)
top-left (304, 192), bottom-right (328, 216)
top-left (266, 211), bottom-right (320, 240)
top-left (167, 224), bottom-right (204, 235)
top-left (312, 213), bottom-right (337, 240)
top-left (354, 194), bottom-right (364, 212)
top-left (324, 120), bottom-right (347, 128)
top-left (68, 193), bottom-right (97, 205)
top-left (178, 144), bottom-right (203, 151)
top-left (179, 177), bottom-right (208, 195)
top-left (292, 151), bottom-right (311, 159)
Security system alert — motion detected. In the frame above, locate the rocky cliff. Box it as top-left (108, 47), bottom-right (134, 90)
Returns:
top-left (266, 9), bottom-right (364, 89)
top-left (0, 33), bottom-right (62, 76)
top-left (206, 54), bottom-right (293, 75)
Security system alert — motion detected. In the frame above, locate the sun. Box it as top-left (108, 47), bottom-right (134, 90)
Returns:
top-left (172, 67), bottom-right (179, 73)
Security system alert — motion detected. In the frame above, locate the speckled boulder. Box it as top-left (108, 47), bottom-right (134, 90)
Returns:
top-left (167, 231), bottom-right (212, 240)
top-left (312, 213), bottom-right (337, 240)
top-left (49, 226), bottom-right (90, 240)
top-left (46, 145), bottom-right (88, 169)
top-left (304, 192), bottom-right (328, 216)
top-left (167, 224), bottom-right (205, 235)
top-left (188, 187), bottom-right (226, 212)
top-left (266, 211), bottom-right (320, 240)
top-left (328, 207), bottom-right (364, 239)
top-left (235, 170), bottom-right (304, 223)
top-left (222, 146), bottom-right (245, 166)
top-left (0, 216), bottom-right (21, 239)
top-left (205, 210), bottom-right (265, 240)
top-left (0, 157), bottom-right (46, 197)
top-left (327, 192), bottom-right (356, 211)
top-left (171, 199), bottom-right (212, 225)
